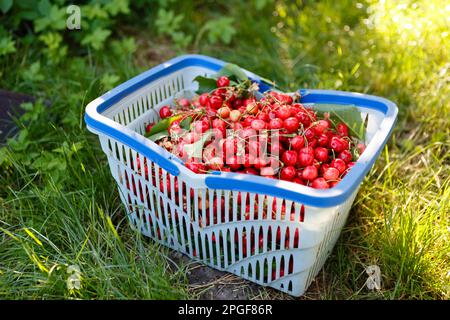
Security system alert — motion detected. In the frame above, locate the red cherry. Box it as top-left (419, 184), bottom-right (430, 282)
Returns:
top-left (338, 150), bottom-right (353, 163)
top-left (226, 155), bottom-right (242, 171)
top-left (312, 177), bottom-right (330, 189)
top-left (216, 76), bottom-right (230, 88)
top-left (243, 154), bottom-right (255, 168)
top-left (251, 119), bottom-right (267, 131)
top-left (211, 127), bottom-right (225, 140)
top-left (282, 150), bottom-right (298, 167)
top-left (280, 166), bottom-right (296, 181)
top-left (308, 138), bottom-right (318, 149)
top-left (317, 134), bottom-right (329, 147)
top-left (295, 111), bottom-right (312, 127)
top-left (208, 95), bottom-right (223, 109)
top-left (178, 98), bottom-right (191, 108)
top-left (306, 109), bottom-right (317, 121)
top-left (269, 118), bottom-right (283, 130)
top-left (323, 167), bottom-right (340, 181)
top-left (330, 136), bottom-right (346, 152)
top-left (331, 158), bottom-right (346, 174)
top-left (329, 179), bottom-right (341, 188)
top-left (304, 128), bottom-right (315, 141)
top-left (268, 111), bottom-right (277, 119)
top-left (289, 105), bottom-right (301, 116)
top-left (243, 98), bottom-right (256, 106)
top-left (159, 106), bottom-right (172, 119)
top-left (212, 118), bottom-right (226, 129)
top-left (357, 143), bottom-right (366, 154)
top-left (254, 157), bottom-right (268, 169)
top-left (226, 93), bottom-right (236, 103)
top-left (198, 93), bottom-right (210, 106)
top-left (185, 160), bottom-right (206, 173)
top-left (283, 117), bottom-right (300, 133)
top-left (278, 94), bottom-right (293, 104)
top-left (193, 120), bottom-right (210, 134)
top-left (314, 147), bottom-right (329, 162)
top-left (212, 88), bottom-right (226, 98)
top-left (232, 99), bottom-right (243, 108)
top-left (276, 106), bottom-right (291, 120)
top-left (241, 127), bottom-right (256, 140)
top-left (293, 177), bottom-right (305, 185)
top-left (183, 132), bottom-right (200, 143)
top-left (320, 163), bottom-right (330, 175)
top-left (167, 120), bottom-right (181, 133)
top-left (257, 112), bottom-right (270, 122)
top-left (260, 166), bottom-right (275, 177)
top-left (313, 120), bottom-right (330, 135)
top-left (206, 107), bottom-right (217, 117)
top-left (299, 146), bottom-right (314, 155)
top-left (231, 122), bottom-right (243, 132)
top-left (248, 140), bottom-right (263, 156)
top-left (340, 139), bottom-right (350, 150)
top-left (313, 159), bottom-right (321, 170)
top-left (290, 135), bottom-right (305, 150)
top-left (270, 142), bottom-right (284, 157)
top-left (268, 157), bottom-right (281, 170)
top-left (298, 151), bottom-right (314, 167)
top-left (336, 122), bottom-right (349, 136)
top-left (302, 165), bottom-right (318, 181)
top-left (347, 161), bottom-right (356, 169)
top-left (243, 116), bottom-right (256, 128)
top-left (223, 138), bottom-right (237, 157)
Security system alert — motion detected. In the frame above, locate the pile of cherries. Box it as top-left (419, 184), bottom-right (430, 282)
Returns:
top-left (146, 76), bottom-right (365, 189)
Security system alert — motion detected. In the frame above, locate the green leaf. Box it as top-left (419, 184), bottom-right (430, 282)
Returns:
top-left (193, 75), bottom-right (217, 94)
top-left (180, 116), bottom-right (192, 130)
top-left (204, 17), bottom-right (236, 45)
top-left (184, 131), bottom-right (212, 159)
top-left (0, 35), bottom-right (16, 56)
top-left (100, 73), bottom-right (120, 91)
top-left (0, 0), bottom-right (13, 14)
top-left (104, 0), bottom-right (130, 16)
top-left (145, 114), bottom-right (181, 137)
top-left (37, 0), bottom-right (51, 15)
top-left (218, 63), bottom-right (248, 81)
top-left (147, 130), bottom-right (169, 142)
top-left (21, 61), bottom-right (44, 82)
top-left (255, 0), bottom-right (273, 10)
top-left (34, 5), bottom-right (66, 32)
top-left (81, 28), bottom-right (112, 50)
top-left (312, 104), bottom-right (367, 141)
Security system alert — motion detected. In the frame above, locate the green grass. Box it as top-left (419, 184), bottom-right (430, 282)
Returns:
top-left (1, 0), bottom-right (449, 299)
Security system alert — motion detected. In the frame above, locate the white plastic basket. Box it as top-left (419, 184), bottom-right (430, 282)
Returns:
top-left (85, 55), bottom-right (397, 296)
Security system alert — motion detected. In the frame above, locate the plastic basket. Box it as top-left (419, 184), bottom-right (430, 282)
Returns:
top-left (84, 54), bottom-right (397, 296)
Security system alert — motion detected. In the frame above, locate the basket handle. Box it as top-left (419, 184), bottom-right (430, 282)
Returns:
top-left (297, 89), bottom-right (397, 116)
